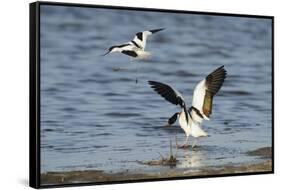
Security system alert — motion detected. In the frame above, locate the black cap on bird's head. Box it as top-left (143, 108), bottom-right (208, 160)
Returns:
top-left (109, 46), bottom-right (115, 51)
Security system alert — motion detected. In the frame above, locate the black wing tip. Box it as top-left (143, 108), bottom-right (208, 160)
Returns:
top-left (206, 65), bottom-right (227, 95)
top-left (206, 65), bottom-right (226, 78)
top-left (148, 81), bottom-right (158, 90)
top-left (221, 66), bottom-right (227, 78)
top-left (148, 81), bottom-right (179, 105)
top-left (217, 65), bottom-right (226, 71)
top-left (148, 81), bottom-right (163, 93)
top-left (148, 80), bottom-right (160, 85)
top-left (214, 65), bottom-right (227, 77)
top-left (148, 81), bottom-right (167, 89)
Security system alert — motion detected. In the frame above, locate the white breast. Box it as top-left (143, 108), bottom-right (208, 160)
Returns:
top-left (135, 50), bottom-right (151, 59)
top-left (178, 110), bottom-right (191, 136)
top-left (189, 122), bottom-right (208, 138)
top-left (178, 110), bottom-right (208, 138)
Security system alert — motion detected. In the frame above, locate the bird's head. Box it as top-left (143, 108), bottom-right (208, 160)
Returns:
top-left (143, 31), bottom-right (152, 37)
top-left (165, 112), bottom-right (179, 127)
top-left (102, 46), bottom-right (118, 56)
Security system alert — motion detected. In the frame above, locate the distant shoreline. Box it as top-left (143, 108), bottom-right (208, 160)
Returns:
top-left (41, 147), bottom-right (272, 186)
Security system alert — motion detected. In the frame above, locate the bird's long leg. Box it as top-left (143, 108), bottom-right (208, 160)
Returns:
top-left (135, 59), bottom-right (139, 84)
top-left (128, 58), bottom-right (138, 83)
top-left (177, 135), bottom-right (189, 149)
top-left (192, 138), bottom-right (199, 149)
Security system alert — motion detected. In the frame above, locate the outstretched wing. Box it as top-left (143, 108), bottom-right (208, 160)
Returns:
top-left (192, 66), bottom-right (227, 120)
top-left (148, 81), bottom-right (185, 107)
top-left (121, 50), bottom-right (138, 57)
top-left (131, 28), bottom-right (165, 50)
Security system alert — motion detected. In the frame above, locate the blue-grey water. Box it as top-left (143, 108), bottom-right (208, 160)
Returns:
top-left (40, 5), bottom-right (272, 174)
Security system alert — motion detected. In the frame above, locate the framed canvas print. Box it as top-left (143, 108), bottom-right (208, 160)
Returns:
top-left (29, 1), bottom-right (274, 188)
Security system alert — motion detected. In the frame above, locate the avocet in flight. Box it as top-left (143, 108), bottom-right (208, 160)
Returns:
top-left (103, 28), bottom-right (165, 59)
top-left (148, 66), bottom-right (227, 149)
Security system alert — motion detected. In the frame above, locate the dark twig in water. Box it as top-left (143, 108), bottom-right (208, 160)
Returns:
top-left (170, 139), bottom-right (173, 158)
top-left (138, 139), bottom-right (178, 167)
top-left (158, 152), bottom-right (165, 160)
top-left (175, 136), bottom-right (178, 157)
top-left (175, 133), bottom-right (179, 148)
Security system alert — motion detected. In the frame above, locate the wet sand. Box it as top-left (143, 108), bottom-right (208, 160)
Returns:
top-left (246, 147), bottom-right (272, 159)
top-left (41, 147), bottom-right (272, 186)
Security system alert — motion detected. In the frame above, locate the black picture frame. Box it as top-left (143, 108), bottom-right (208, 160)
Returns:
top-left (30, 1), bottom-right (274, 189)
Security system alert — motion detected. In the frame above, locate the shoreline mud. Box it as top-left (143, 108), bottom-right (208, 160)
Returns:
top-left (41, 147), bottom-right (272, 185)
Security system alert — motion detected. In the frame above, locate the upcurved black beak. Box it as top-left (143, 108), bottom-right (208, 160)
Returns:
top-left (101, 51), bottom-right (110, 56)
top-left (150, 28), bottom-right (165, 34)
top-left (164, 123), bottom-right (171, 127)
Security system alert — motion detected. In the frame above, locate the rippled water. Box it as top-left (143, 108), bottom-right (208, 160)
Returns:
top-left (40, 5), bottom-right (272, 173)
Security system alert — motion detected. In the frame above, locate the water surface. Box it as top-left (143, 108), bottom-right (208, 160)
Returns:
top-left (40, 5), bottom-right (272, 174)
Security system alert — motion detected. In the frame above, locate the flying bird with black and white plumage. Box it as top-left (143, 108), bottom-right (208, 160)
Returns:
top-left (103, 28), bottom-right (165, 59)
top-left (148, 66), bottom-right (227, 148)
